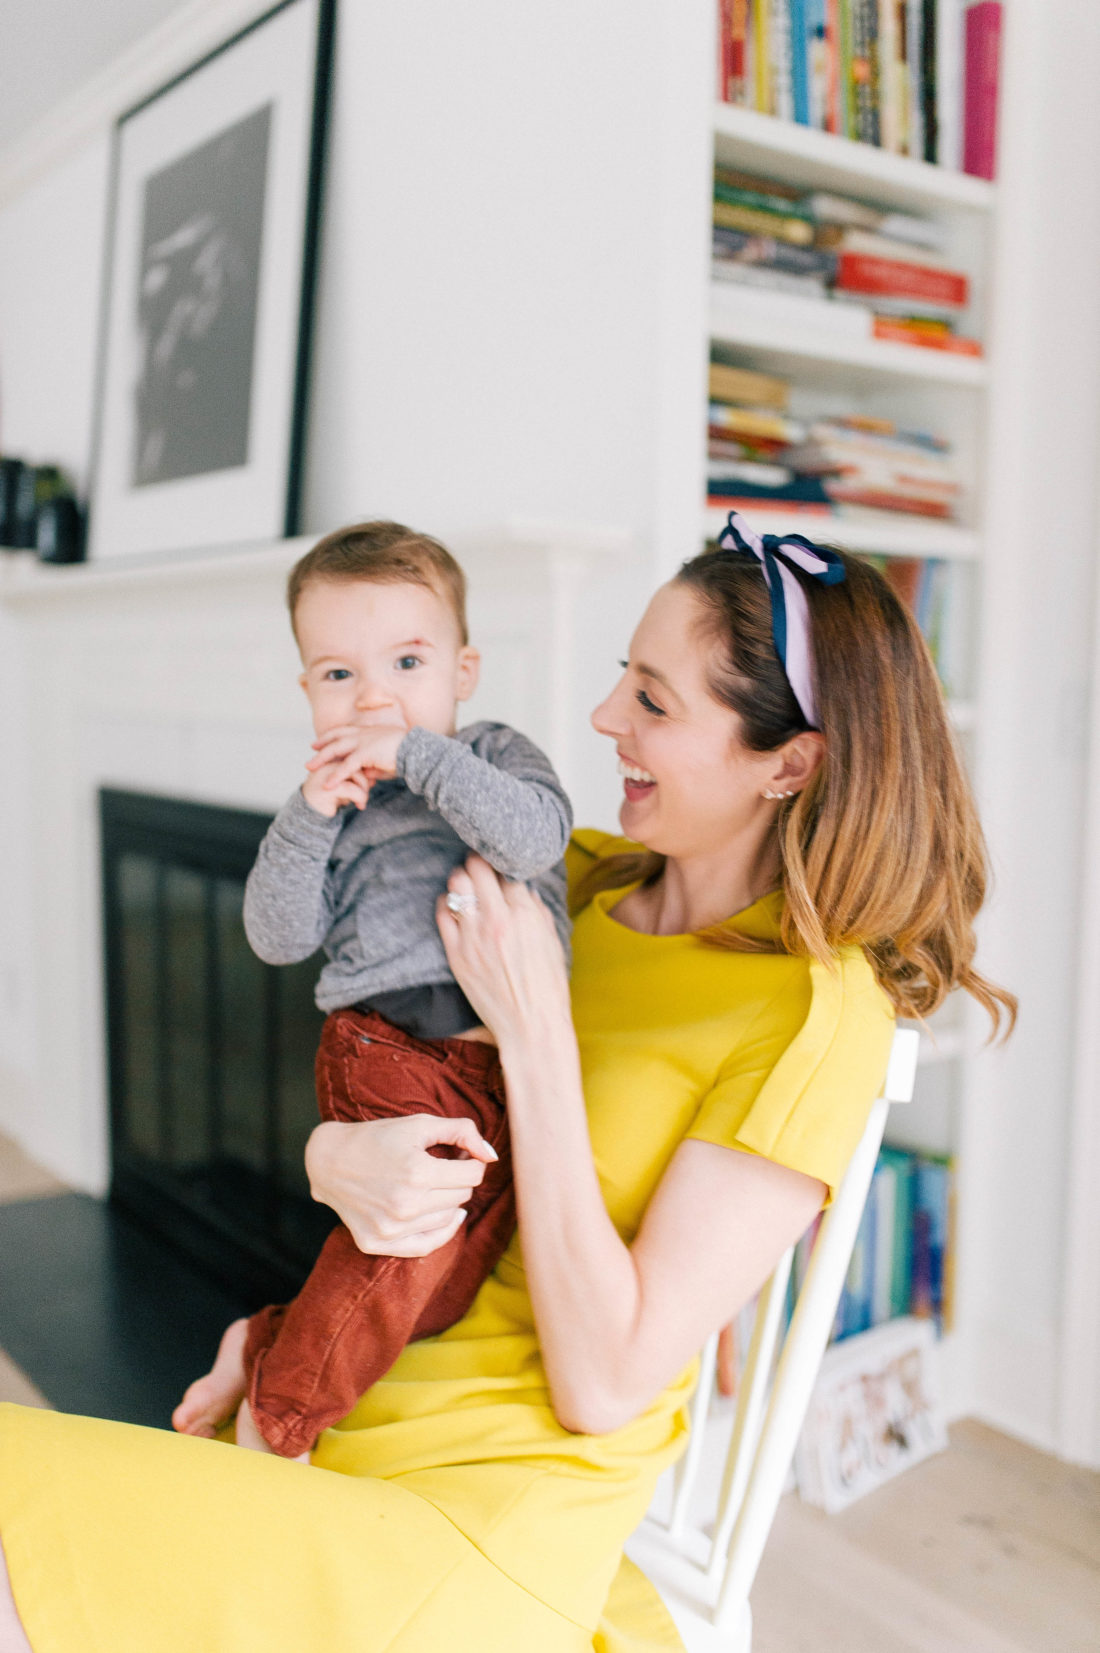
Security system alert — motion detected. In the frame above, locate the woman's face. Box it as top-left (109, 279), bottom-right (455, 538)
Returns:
top-left (591, 581), bottom-right (778, 861)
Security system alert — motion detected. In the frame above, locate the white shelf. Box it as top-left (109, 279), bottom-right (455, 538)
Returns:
top-left (710, 290), bottom-right (988, 390)
top-left (713, 103), bottom-right (997, 216)
top-left (702, 506), bottom-right (980, 560)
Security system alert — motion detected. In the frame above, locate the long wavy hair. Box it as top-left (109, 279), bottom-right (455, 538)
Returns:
top-left (575, 544), bottom-right (1015, 1037)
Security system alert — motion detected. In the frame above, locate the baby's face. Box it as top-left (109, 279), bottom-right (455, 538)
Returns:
top-left (296, 577), bottom-right (479, 741)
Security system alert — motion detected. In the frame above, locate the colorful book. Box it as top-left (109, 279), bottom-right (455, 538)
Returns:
top-left (936, 0), bottom-right (964, 168)
top-left (715, 166), bottom-right (806, 202)
top-left (708, 362), bottom-right (791, 409)
top-left (789, 0), bottom-right (812, 127)
top-left (731, 0), bottom-right (751, 103)
top-left (877, 1146), bottom-right (916, 1318)
top-left (835, 251), bottom-right (968, 306)
top-left (706, 475), bottom-right (833, 504)
top-left (754, 0), bottom-right (772, 112)
top-left (873, 317), bottom-right (982, 354)
top-left (921, 0), bottom-right (938, 161)
top-left (713, 226), bottom-right (840, 278)
top-left (814, 225), bottom-right (951, 270)
top-left (770, 0), bottom-right (796, 119)
top-left (963, 1), bottom-right (1001, 179)
top-left (849, 0), bottom-right (881, 145)
top-left (714, 199), bottom-right (817, 246)
top-left (709, 404), bottom-right (807, 443)
top-left (907, 0), bottom-right (927, 158)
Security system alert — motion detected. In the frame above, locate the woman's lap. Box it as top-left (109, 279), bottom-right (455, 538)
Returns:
top-left (0, 1403), bottom-right (595, 1652)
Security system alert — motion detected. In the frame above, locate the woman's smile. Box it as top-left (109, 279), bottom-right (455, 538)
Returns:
top-left (618, 755), bottom-right (657, 804)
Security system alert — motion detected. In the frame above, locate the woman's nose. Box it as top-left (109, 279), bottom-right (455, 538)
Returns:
top-left (591, 681), bottom-right (628, 738)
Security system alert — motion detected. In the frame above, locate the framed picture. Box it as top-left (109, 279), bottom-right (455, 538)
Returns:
top-left (794, 1316), bottom-right (948, 1513)
top-left (89, 0), bottom-right (335, 562)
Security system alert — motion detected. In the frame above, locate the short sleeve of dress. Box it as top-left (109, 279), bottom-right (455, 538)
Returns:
top-left (687, 946), bottom-right (895, 1202)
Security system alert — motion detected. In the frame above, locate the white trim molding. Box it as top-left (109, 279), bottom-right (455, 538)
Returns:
top-left (0, 0), bottom-right (273, 208)
top-left (1059, 500), bottom-right (1100, 1470)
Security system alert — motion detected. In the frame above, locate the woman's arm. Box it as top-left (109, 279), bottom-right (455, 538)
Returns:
top-left (438, 859), bottom-right (825, 1435)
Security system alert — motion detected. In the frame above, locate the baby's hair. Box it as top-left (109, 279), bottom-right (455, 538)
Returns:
top-left (288, 521), bottom-right (469, 644)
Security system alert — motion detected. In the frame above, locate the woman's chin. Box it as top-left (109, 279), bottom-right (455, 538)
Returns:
top-left (618, 786), bottom-right (658, 840)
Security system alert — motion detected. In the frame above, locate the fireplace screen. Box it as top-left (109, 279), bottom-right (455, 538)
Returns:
top-left (101, 788), bottom-right (335, 1301)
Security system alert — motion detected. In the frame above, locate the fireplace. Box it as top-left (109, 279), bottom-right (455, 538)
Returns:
top-left (100, 788), bottom-right (336, 1302)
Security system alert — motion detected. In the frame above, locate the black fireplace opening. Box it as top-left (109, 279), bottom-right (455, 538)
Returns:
top-left (101, 788), bottom-right (336, 1304)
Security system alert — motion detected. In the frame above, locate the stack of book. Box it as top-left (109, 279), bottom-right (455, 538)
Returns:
top-left (716, 0), bottom-right (1003, 179)
top-left (784, 417), bottom-right (962, 516)
top-left (707, 361), bottom-right (831, 509)
top-left (791, 1145), bottom-right (956, 1342)
top-left (708, 373), bottom-right (961, 523)
top-left (712, 168), bottom-right (981, 355)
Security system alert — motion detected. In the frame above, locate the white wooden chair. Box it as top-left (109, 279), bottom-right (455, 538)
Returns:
top-left (626, 1027), bottom-right (920, 1652)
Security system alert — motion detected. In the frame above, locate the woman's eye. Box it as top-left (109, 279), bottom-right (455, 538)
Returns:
top-left (396, 655), bottom-right (422, 672)
top-left (636, 689), bottom-right (666, 717)
top-left (324, 669), bottom-right (352, 682)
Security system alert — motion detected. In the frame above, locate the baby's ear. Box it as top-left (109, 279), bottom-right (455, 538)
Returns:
top-left (456, 646), bottom-right (481, 702)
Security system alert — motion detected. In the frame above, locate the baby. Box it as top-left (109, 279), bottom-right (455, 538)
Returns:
top-left (173, 520), bottom-right (572, 1459)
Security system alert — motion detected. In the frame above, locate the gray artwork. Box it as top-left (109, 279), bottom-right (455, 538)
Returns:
top-left (132, 105), bottom-right (272, 488)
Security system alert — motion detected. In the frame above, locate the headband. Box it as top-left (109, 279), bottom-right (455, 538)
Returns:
top-left (715, 510), bottom-right (845, 730)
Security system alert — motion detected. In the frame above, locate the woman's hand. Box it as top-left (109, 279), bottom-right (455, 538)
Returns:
top-left (436, 856), bottom-right (573, 1051)
top-left (304, 1114), bottom-right (498, 1257)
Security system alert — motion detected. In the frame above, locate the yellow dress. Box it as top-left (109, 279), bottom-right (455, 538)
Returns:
top-left (0, 831), bottom-right (894, 1651)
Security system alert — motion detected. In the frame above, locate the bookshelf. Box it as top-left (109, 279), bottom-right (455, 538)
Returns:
top-left (697, 61), bottom-right (1000, 1406)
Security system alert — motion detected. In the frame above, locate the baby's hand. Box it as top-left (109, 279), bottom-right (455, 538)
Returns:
top-left (307, 725), bottom-right (407, 793)
top-left (302, 758), bottom-right (372, 817)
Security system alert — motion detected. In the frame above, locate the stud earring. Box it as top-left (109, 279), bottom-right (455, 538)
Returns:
top-left (762, 788), bottom-right (796, 800)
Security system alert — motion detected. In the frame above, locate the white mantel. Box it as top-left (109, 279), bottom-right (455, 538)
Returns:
top-left (0, 524), bottom-right (639, 1194)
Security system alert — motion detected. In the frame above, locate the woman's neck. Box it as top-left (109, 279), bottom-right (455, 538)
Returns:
top-left (618, 837), bottom-right (781, 936)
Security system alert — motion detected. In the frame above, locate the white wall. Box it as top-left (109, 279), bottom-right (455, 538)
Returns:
top-left (959, 0), bottom-right (1100, 1459)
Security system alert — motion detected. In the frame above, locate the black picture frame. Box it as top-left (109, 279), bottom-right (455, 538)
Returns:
top-left (88, 0), bottom-right (335, 562)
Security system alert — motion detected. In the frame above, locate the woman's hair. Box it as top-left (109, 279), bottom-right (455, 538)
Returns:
top-left (287, 520), bottom-right (469, 644)
top-left (576, 544), bottom-right (1016, 1037)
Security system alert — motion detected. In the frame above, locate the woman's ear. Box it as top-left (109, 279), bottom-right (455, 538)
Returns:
top-left (768, 730), bottom-right (826, 796)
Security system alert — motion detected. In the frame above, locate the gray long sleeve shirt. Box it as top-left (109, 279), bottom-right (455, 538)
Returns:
top-left (242, 721), bottom-right (573, 1016)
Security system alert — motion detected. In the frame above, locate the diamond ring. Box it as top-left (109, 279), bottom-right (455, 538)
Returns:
top-left (446, 891), bottom-right (478, 917)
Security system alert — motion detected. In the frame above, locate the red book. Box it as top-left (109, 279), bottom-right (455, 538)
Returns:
top-left (873, 318), bottom-right (983, 355)
top-left (718, 0), bottom-right (732, 99)
top-left (964, 2), bottom-right (1002, 180)
top-left (836, 252), bottom-right (969, 308)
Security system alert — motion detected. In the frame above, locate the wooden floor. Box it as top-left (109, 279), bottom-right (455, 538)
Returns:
top-left (0, 1133), bottom-right (1097, 1651)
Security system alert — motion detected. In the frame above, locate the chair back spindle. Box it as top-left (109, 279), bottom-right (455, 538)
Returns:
top-left (626, 1027), bottom-right (920, 1651)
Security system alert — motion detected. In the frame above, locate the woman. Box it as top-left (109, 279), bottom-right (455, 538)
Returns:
top-left (0, 516), bottom-right (1013, 1651)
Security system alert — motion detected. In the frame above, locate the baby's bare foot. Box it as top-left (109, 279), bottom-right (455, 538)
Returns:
top-left (235, 1395), bottom-right (311, 1463)
top-left (172, 1317), bottom-right (250, 1439)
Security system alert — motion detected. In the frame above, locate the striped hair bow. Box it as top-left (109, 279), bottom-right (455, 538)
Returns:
top-left (716, 510), bottom-right (845, 730)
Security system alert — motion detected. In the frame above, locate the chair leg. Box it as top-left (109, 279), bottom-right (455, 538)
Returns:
top-left (729, 1600), bottom-right (752, 1653)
